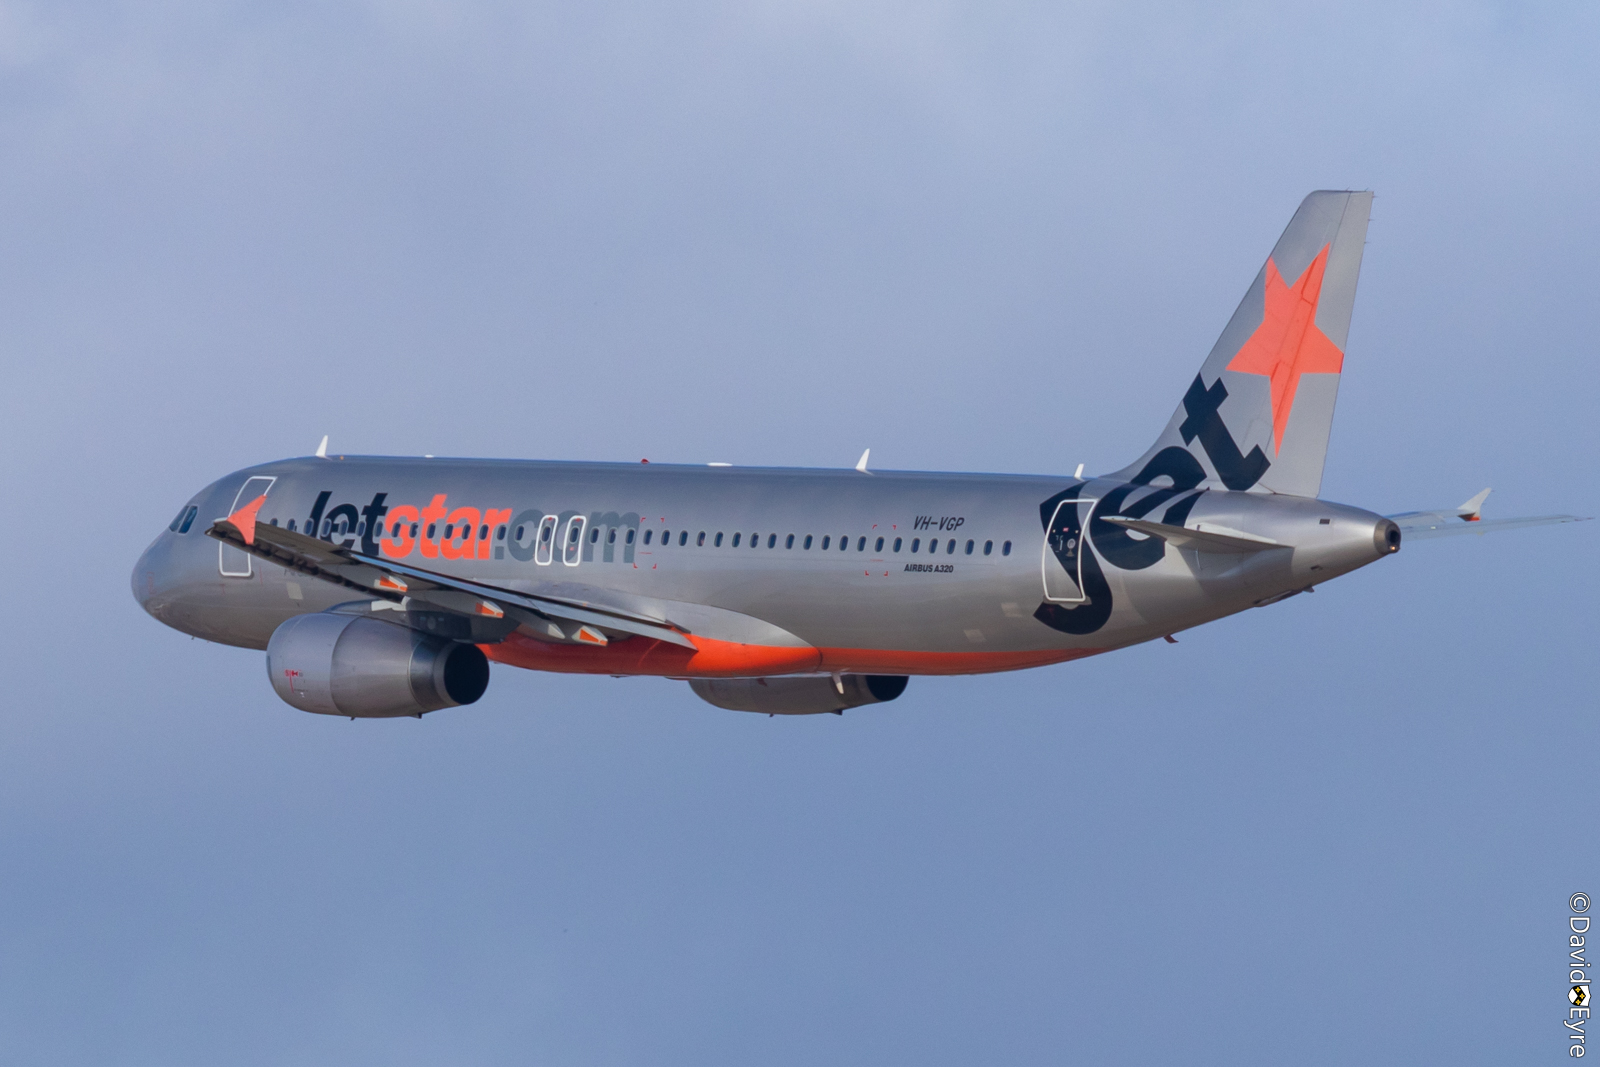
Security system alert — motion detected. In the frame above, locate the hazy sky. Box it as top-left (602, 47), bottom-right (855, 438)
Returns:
top-left (2, 2), bottom-right (1596, 1063)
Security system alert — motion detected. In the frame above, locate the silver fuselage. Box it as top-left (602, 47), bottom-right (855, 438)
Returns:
top-left (133, 455), bottom-right (1395, 677)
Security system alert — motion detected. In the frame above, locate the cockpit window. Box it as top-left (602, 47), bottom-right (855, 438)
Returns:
top-left (173, 506), bottom-right (198, 534)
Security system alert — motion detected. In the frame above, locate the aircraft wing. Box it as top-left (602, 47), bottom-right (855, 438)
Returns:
top-left (1387, 488), bottom-right (1589, 541)
top-left (205, 494), bottom-right (696, 648)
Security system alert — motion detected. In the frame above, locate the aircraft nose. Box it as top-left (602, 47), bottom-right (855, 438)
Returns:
top-left (131, 531), bottom-right (187, 621)
top-left (131, 540), bottom-right (162, 615)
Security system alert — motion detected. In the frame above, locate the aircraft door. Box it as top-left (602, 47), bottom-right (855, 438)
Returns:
top-left (1041, 497), bottom-right (1097, 603)
top-left (534, 515), bottom-right (558, 565)
top-left (562, 516), bottom-right (586, 566)
top-left (219, 476), bottom-right (276, 577)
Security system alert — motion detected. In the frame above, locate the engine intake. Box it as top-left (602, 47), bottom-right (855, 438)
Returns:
top-left (689, 674), bottom-right (908, 715)
top-left (266, 611), bottom-right (489, 718)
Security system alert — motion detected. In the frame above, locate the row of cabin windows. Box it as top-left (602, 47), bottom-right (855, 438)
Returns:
top-left (262, 515), bottom-right (1015, 560)
top-left (572, 528), bottom-right (1013, 556)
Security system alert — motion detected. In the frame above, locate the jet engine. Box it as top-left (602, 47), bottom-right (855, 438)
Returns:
top-left (266, 611), bottom-right (490, 718)
top-left (688, 674), bottom-right (908, 715)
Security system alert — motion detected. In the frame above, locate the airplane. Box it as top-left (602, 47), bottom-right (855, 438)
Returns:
top-left (132, 191), bottom-right (1586, 718)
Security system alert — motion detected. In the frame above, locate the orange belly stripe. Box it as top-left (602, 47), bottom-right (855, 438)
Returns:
top-left (483, 632), bottom-right (1102, 678)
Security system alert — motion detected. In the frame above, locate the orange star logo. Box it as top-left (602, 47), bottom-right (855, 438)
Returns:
top-left (1226, 244), bottom-right (1344, 453)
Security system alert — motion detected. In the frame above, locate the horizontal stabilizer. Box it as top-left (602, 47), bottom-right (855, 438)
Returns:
top-left (1099, 515), bottom-right (1286, 553)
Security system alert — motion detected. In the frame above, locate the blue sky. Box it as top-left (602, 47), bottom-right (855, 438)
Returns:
top-left (1, 2), bottom-right (1596, 1063)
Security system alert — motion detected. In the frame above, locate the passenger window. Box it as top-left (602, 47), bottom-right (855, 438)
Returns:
top-left (444, 524), bottom-right (454, 539)
top-left (767, 534), bottom-right (776, 548)
top-left (911, 538), bottom-right (920, 552)
top-left (840, 537), bottom-right (849, 551)
top-left (750, 533), bottom-right (759, 548)
top-left (718, 533), bottom-right (726, 547)
top-left (356, 521), bottom-right (366, 537)
top-left (785, 534), bottom-right (794, 549)
top-left (410, 524), bottom-right (419, 539)
top-left (946, 539), bottom-right (956, 554)
top-left (728, 533), bottom-right (736, 547)
top-left (626, 529), bottom-right (635, 544)
top-left (804, 535), bottom-right (813, 549)
top-left (875, 537), bottom-right (884, 552)
top-left (645, 530), bottom-right (654, 545)
top-left (821, 536), bottom-right (830, 550)
top-left (515, 525), bottom-right (525, 540)
top-left (482, 525), bottom-right (491, 541)
top-left (590, 527), bottom-right (600, 543)
top-left (893, 537), bottom-right (902, 552)
top-left (1002, 540), bottom-right (1012, 556)
top-left (983, 540), bottom-right (993, 555)
top-left (497, 526), bottom-right (507, 540)
top-left (288, 519), bottom-right (298, 532)
top-left (964, 539), bottom-right (974, 555)
top-left (270, 518), bottom-right (279, 526)
top-left (541, 524), bottom-right (553, 543)
top-left (694, 532), bottom-right (703, 546)
top-left (607, 529), bottom-right (615, 544)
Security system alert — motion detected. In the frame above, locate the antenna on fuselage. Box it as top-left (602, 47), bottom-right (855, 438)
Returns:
top-left (315, 435), bottom-right (329, 459)
top-left (855, 448), bottom-right (871, 474)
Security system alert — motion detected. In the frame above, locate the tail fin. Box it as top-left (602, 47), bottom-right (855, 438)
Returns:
top-left (1114, 191), bottom-right (1373, 497)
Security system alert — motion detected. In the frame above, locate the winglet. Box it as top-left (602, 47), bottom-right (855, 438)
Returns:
top-left (226, 494), bottom-right (268, 546)
top-left (315, 435), bottom-right (329, 459)
top-left (1458, 488), bottom-right (1491, 521)
top-left (855, 448), bottom-right (871, 474)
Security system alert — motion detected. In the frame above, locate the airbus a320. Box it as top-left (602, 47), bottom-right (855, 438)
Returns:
top-left (133, 192), bottom-right (1584, 717)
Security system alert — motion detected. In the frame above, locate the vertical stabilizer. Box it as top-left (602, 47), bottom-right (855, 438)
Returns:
top-left (1114, 191), bottom-right (1373, 497)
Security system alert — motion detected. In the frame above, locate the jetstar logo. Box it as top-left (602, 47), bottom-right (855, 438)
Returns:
top-left (1179, 375), bottom-right (1271, 491)
top-left (303, 490), bottom-right (511, 562)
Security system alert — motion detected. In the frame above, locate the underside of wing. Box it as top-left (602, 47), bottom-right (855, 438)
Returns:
top-left (206, 495), bottom-right (697, 648)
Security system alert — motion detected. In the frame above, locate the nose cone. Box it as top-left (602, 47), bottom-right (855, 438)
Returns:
top-left (132, 529), bottom-right (196, 625)
top-left (131, 537), bottom-right (167, 618)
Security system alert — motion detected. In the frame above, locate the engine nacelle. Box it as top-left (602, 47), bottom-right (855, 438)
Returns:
top-left (688, 674), bottom-right (908, 715)
top-left (266, 611), bottom-right (490, 718)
